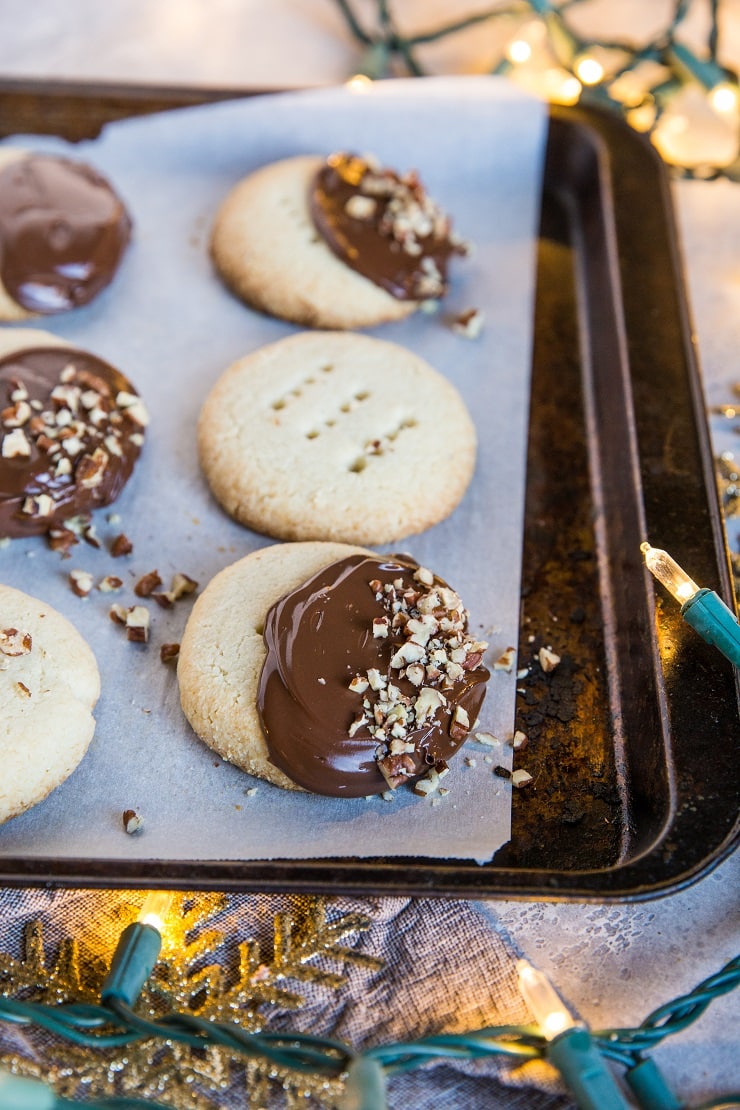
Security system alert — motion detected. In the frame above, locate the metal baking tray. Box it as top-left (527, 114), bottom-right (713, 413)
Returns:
top-left (0, 83), bottom-right (737, 899)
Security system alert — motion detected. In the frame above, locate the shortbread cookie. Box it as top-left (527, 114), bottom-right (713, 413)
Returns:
top-left (0, 583), bottom-right (100, 824)
top-left (210, 153), bottom-right (466, 329)
top-left (178, 543), bottom-right (490, 797)
top-left (0, 328), bottom-right (148, 539)
top-left (178, 541), bottom-right (369, 791)
top-left (0, 146), bottom-right (131, 320)
top-left (197, 331), bottom-right (476, 545)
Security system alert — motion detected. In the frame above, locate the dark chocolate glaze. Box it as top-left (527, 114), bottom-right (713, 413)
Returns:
top-left (258, 554), bottom-right (489, 797)
top-left (0, 346), bottom-right (146, 537)
top-left (309, 153), bottom-right (464, 302)
top-left (0, 154), bottom-right (131, 314)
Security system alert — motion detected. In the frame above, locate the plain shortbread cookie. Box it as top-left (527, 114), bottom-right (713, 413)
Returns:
top-left (0, 583), bottom-right (101, 824)
top-left (210, 154), bottom-right (417, 329)
top-left (198, 330), bottom-right (477, 545)
top-left (178, 541), bottom-right (370, 790)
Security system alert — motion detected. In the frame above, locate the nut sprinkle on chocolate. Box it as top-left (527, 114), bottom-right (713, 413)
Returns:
top-left (258, 553), bottom-right (490, 797)
top-left (310, 153), bottom-right (469, 302)
top-left (0, 347), bottom-right (147, 539)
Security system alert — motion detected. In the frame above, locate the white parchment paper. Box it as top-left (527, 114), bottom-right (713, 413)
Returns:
top-left (0, 77), bottom-right (547, 866)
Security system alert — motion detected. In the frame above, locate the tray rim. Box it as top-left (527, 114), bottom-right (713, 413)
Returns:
top-left (0, 84), bottom-right (737, 900)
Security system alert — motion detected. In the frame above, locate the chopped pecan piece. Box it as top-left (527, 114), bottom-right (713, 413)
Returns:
top-left (97, 575), bottom-right (123, 593)
top-left (160, 642), bottom-right (180, 664)
top-left (134, 570), bottom-right (163, 598)
top-left (69, 569), bottom-right (94, 597)
top-left (0, 628), bottom-right (32, 656)
top-left (124, 606), bottom-right (150, 643)
top-left (378, 752), bottom-right (416, 789)
top-left (110, 533), bottom-right (133, 557)
top-left (122, 808), bottom-right (144, 834)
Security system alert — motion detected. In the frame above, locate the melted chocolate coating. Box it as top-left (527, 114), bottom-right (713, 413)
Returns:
top-left (0, 346), bottom-right (146, 537)
top-left (0, 154), bottom-right (131, 313)
top-left (258, 554), bottom-right (489, 797)
top-left (309, 153), bottom-right (464, 302)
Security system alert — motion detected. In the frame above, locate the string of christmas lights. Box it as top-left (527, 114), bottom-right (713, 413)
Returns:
top-left (333, 0), bottom-right (740, 180)
top-left (0, 893), bottom-right (738, 1109)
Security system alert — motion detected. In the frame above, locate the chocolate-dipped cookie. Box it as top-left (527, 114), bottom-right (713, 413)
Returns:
top-left (178, 542), bottom-right (490, 797)
top-left (210, 152), bottom-right (467, 329)
top-left (0, 330), bottom-right (147, 538)
top-left (0, 148), bottom-right (131, 320)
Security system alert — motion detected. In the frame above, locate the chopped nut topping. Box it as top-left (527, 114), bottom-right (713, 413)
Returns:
top-left (97, 575), bottom-right (123, 593)
top-left (2, 428), bottom-right (31, 457)
top-left (344, 194), bottom-right (377, 220)
top-left (474, 731), bottom-right (500, 746)
top-left (75, 446), bottom-right (109, 489)
top-left (69, 569), bottom-right (94, 597)
top-left (47, 526), bottom-right (79, 557)
top-left (122, 809), bottom-right (144, 834)
top-left (15, 681), bottom-right (31, 698)
top-left (493, 646), bottom-right (516, 672)
top-left (511, 769), bottom-right (534, 789)
top-left (110, 533), bottom-right (133, 557)
top-left (160, 642), bottom-right (180, 664)
top-left (510, 730), bottom-right (529, 751)
top-left (22, 493), bottom-right (54, 518)
top-left (347, 565), bottom-right (488, 790)
top-left (152, 572), bottom-right (199, 608)
top-left (0, 628), bottom-right (32, 656)
top-left (451, 307), bottom-right (484, 340)
top-left (538, 646), bottom-right (561, 673)
top-left (124, 605), bottom-right (150, 643)
top-left (135, 569), bottom-right (163, 597)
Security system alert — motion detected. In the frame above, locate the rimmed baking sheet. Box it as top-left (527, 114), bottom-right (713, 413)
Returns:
top-left (0, 79), bottom-right (547, 870)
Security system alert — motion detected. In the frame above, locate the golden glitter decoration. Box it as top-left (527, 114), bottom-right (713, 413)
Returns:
top-left (0, 893), bottom-right (382, 1108)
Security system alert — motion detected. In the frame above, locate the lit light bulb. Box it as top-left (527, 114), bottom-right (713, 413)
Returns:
top-left (137, 891), bottom-right (173, 934)
top-left (710, 82), bottom-right (740, 116)
top-left (575, 55), bottom-right (605, 86)
top-left (641, 542), bottom-right (700, 604)
top-left (541, 68), bottom-right (582, 104)
top-left (507, 38), bottom-right (532, 64)
top-left (346, 74), bottom-right (373, 92)
top-left (517, 960), bottom-right (578, 1040)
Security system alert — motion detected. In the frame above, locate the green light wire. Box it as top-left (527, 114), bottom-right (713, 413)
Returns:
top-left (0, 954), bottom-right (737, 1107)
top-left (331, 0), bottom-right (740, 182)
